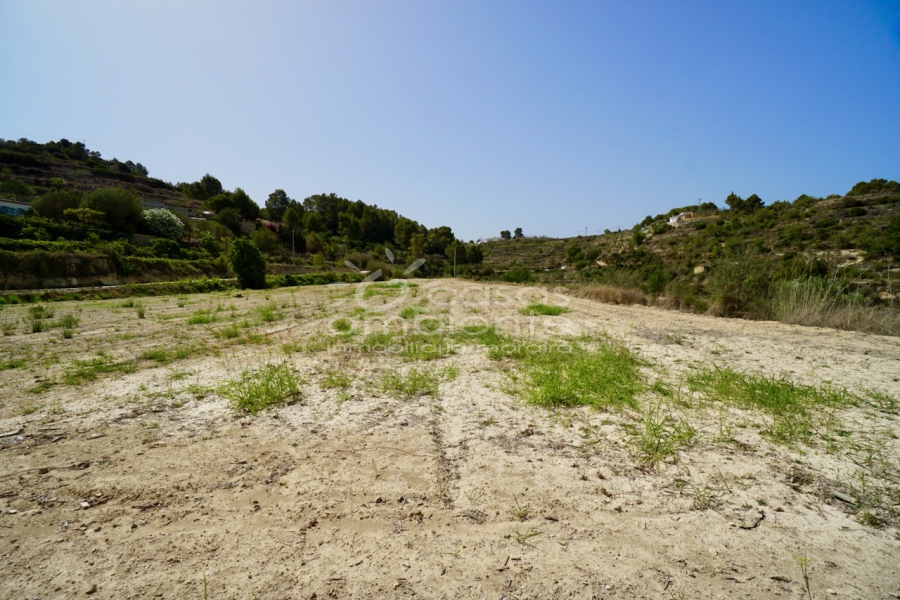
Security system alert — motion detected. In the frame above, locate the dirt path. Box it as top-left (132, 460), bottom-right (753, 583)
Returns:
top-left (0, 280), bottom-right (898, 598)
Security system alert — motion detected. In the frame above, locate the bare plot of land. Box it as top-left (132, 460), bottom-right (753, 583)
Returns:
top-left (0, 279), bottom-right (898, 599)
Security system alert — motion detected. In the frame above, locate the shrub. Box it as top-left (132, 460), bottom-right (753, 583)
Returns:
top-left (143, 208), bottom-right (185, 240)
top-left (82, 187), bottom-right (143, 231)
top-left (228, 238), bottom-right (267, 289)
top-left (220, 362), bottom-right (302, 414)
top-left (500, 268), bottom-right (533, 283)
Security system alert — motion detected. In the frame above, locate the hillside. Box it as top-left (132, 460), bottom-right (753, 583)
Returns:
top-left (0, 138), bottom-right (478, 290)
top-left (481, 185), bottom-right (900, 329)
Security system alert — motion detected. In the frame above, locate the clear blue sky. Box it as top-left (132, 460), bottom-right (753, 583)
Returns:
top-left (2, 1), bottom-right (899, 241)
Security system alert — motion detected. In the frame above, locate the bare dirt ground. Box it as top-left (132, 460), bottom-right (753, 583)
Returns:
top-left (0, 279), bottom-right (898, 599)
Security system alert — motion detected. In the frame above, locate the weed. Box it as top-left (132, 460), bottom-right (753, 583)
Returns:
top-left (141, 344), bottom-right (203, 364)
top-left (187, 308), bottom-right (217, 325)
top-left (331, 318), bottom-right (352, 333)
top-left (322, 370), bottom-right (352, 390)
top-left (220, 362), bottom-right (303, 414)
top-left (21, 403), bottom-right (41, 415)
top-left (63, 351), bottom-right (137, 385)
top-left (400, 305), bottom-right (428, 319)
top-left (512, 496), bottom-right (531, 521)
top-left (380, 366), bottom-right (449, 399)
top-left (625, 403), bottom-right (696, 468)
top-left (520, 302), bottom-right (570, 316)
top-left (59, 314), bottom-right (78, 339)
top-left (511, 526), bottom-right (542, 545)
top-left (256, 303), bottom-right (283, 323)
top-left (215, 324), bottom-right (242, 339)
top-left (665, 331), bottom-right (685, 345)
top-left (29, 304), bottom-right (54, 319)
top-left (0, 357), bottom-right (27, 371)
top-left (1, 316), bottom-right (16, 335)
top-left (858, 509), bottom-right (882, 527)
top-left (135, 303), bottom-right (146, 319)
top-left (465, 487), bottom-right (484, 505)
top-left (25, 313), bottom-right (45, 333)
top-left (792, 552), bottom-right (813, 600)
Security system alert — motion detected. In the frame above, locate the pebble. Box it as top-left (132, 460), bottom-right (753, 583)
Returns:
top-left (86, 584), bottom-right (98, 594)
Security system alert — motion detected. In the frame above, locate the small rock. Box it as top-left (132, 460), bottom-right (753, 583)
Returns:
top-left (80, 502), bottom-right (91, 509)
top-left (833, 491), bottom-right (857, 505)
top-left (374, 497), bottom-right (383, 504)
top-left (86, 584), bottom-right (98, 594)
top-left (825, 589), bottom-right (836, 596)
top-left (7, 509), bottom-right (17, 514)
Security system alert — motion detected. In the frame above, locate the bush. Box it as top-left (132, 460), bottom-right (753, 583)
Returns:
top-left (149, 238), bottom-right (182, 259)
top-left (143, 208), bottom-right (185, 240)
top-left (82, 187), bottom-right (143, 231)
top-left (250, 228), bottom-right (280, 254)
top-left (500, 268), bottom-right (533, 283)
top-left (228, 238), bottom-right (267, 289)
top-left (706, 255), bottom-right (772, 317)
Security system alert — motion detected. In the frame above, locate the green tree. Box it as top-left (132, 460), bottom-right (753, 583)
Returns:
top-left (513, 227), bottom-right (524, 239)
top-left (425, 226), bottom-right (455, 254)
top-left (467, 243), bottom-right (484, 264)
top-left (500, 230), bottom-right (511, 240)
top-left (231, 188), bottom-right (260, 221)
top-left (409, 232), bottom-right (425, 258)
top-left (394, 218), bottom-right (418, 249)
top-left (82, 187), bottom-right (143, 232)
top-left (32, 189), bottom-right (82, 221)
top-left (725, 192), bottom-right (744, 213)
top-left (250, 228), bottom-right (280, 254)
top-left (744, 194), bottom-right (764, 212)
top-left (303, 210), bottom-right (326, 233)
top-left (266, 189), bottom-right (292, 222)
top-left (228, 238), bottom-right (267, 289)
top-left (215, 207), bottom-right (242, 235)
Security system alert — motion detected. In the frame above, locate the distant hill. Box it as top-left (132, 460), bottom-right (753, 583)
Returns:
top-left (481, 184), bottom-right (900, 332)
top-left (0, 137), bottom-right (480, 290)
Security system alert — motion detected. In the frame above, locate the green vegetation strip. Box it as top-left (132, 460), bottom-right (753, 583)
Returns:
top-left (686, 366), bottom-right (856, 445)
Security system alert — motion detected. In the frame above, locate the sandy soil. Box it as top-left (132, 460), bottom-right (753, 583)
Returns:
top-left (0, 279), bottom-right (898, 599)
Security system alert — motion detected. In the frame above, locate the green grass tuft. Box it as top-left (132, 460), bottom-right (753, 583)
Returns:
top-left (220, 362), bottom-right (303, 414)
top-left (520, 303), bottom-right (570, 316)
top-left (514, 339), bottom-right (644, 410)
top-left (380, 365), bottom-right (455, 399)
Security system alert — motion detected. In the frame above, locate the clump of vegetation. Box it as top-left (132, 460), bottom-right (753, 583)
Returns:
top-left (625, 403), bottom-right (697, 468)
top-left (520, 302), bottom-right (570, 316)
top-left (510, 339), bottom-right (644, 411)
top-left (380, 365), bottom-right (456, 399)
top-left (220, 362), bottom-right (302, 414)
top-left (187, 308), bottom-right (218, 325)
top-left (64, 351), bottom-right (137, 385)
top-left (687, 366), bottom-right (855, 445)
top-left (58, 313), bottom-right (78, 338)
top-left (228, 238), bottom-right (267, 289)
top-left (140, 344), bottom-right (204, 364)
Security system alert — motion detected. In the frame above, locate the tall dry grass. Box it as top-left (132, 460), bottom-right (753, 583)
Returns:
top-left (769, 278), bottom-right (900, 336)
top-left (573, 284), bottom-right (649, 306)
